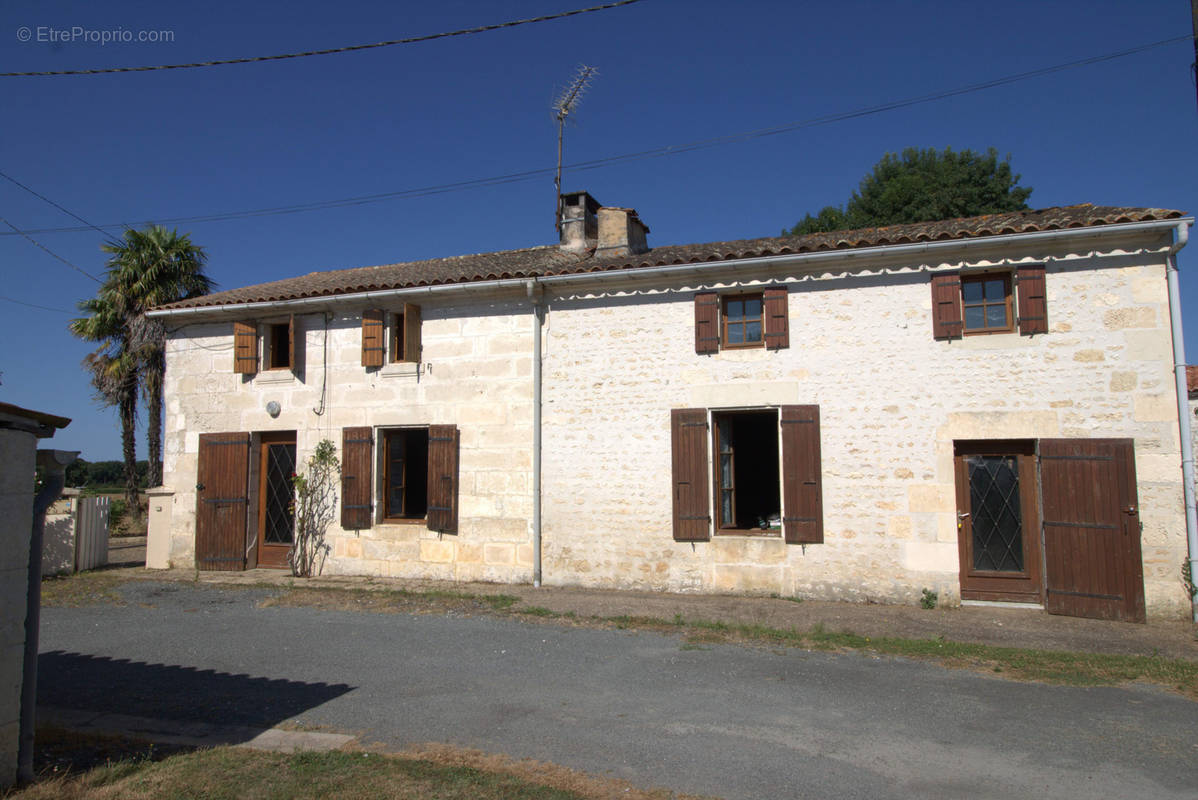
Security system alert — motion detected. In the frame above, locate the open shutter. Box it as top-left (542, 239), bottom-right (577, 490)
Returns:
top-left (427, 424), bottom-right (459, 533)
top-left (1016, 264), bottom-right (1048, 335)
top-left (403, 303), bottom-right (422, 363)
top-left (361, 309), bottom-right (385, 367)
top-left (340, 427), bottom-right (374, 529)
top-left (287, 314), bottom-right (297, 375)
top-left (671, 408), bottom-right (711, 541)
top-left (694, 292), bottom-right (719, 354)
top-left (233, 321), bottom-right (258, 375)
top-left (930, 273), bottom-right (963, 340)
top-left (763, 287), bottom-right (789, 350)
top-left (780, 405), bottom-right (823, 544)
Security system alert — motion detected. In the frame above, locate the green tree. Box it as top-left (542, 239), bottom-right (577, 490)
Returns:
top-left (784, 147), bottom-right (1033, 236)
top-left (72, 226), bottom-right (213, 512)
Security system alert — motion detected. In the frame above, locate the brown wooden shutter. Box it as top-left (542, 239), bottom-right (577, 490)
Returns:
top-left (780, 405), bottom-right (823, 544)
top-left (361, 309), bottom-right (385, 367)
top-left (930, 273), bottom-right (963, 340)
top-left (403, 303), bottom-right (422, 363)
top-left (427, 424), bottom-right (459, 533)
top-left (671, 408), bottom-right (711, 541)
top-left (763, 287), bottom-right (789, 350)
top-left (195, 432), bottom-right (250, 570)
top-left (694, 292), bottom-right (719, 354)
top-left (287, 314), bottom-right (297, 375)
top-left (233, 321), bottom-right (258, 375)
top-left (1016, 264), bottom-right (1048, 336)
top-left (340, 427), bottom-right (374, 529)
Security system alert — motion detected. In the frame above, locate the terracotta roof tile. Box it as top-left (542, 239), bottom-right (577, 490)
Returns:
top-left (156, 204), bottom-right (1184, 311)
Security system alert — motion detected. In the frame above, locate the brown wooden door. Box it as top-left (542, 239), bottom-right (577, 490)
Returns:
top-left (954, 441), bottom-right (1043, 603)
top-left (195, 432), bottom-right (250, 571)
top-left (256, 432), bottom-right (297, 569)
top-left (1040, 439), bottom-right (1145, 623)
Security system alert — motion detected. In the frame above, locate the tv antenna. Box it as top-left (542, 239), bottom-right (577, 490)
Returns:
top-left (553, 64), bottom-right (597, 233)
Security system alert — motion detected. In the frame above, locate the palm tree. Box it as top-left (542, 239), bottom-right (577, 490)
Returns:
top-left (73, 226), bottom-right (213, 512)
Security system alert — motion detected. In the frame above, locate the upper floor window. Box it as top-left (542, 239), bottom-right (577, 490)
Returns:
top-left (362, 304), bottom-right (422, 367)
top-left (931, 265), bottom-right (1047, 341)
top-left (233, 316), bottom-right (296, 377)
top-left (961, 274), bottom-right (1013, 334)
top-left (267, 322), bottom-right (292, 369)
top-left (722, 295), bottom-right (764, 348)
top-left (694, 287), bottom-right (789, 354)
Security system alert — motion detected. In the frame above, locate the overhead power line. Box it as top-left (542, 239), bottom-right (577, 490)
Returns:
top-left (2, 31), bottom-right (1189, 237)
top-left (0, 169), bottom-right (117, 236)
top-left (0, 293), bottom-right (71, 313)
top-left (1, 0), bottom-right (644, 77)
top-left (0, 216), bottom-right (101, 281)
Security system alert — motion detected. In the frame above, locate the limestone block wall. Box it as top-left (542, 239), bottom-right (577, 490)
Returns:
top-left (539, 238), bottom-right (1191, 617)
top-left (0, 428), bottom-right (35, 787)
top-left (162, 294), bottom-right (535, 582)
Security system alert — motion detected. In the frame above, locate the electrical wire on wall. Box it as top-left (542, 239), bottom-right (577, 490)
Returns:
top-left (312, 311), bottom-right (330, 418)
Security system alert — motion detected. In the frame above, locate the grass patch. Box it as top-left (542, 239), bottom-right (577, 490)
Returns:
top-left (263, 584), bottom-right (520, 616)
top-left (612, 614), bottom-right (1198, 698)
top-left (515, 606), bottom-right (559, 618)
top-left (40, 573), bottom-right (126, 608)
top-left (8, 735), bottom-right (696, 800)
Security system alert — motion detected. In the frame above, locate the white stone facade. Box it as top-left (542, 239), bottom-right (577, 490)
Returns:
top-left (160, 227), bottom-right (1193, 618)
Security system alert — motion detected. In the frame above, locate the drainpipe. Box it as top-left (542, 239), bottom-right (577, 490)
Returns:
top-left (1165, 222), bottom-right (1198, 621)
top-left (527, 280), bottom-right (544, 588)
top-left (18, 449), bottom-right (78, 784)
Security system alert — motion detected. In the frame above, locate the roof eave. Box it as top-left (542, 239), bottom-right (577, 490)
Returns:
top-left (147, 217), bottom-right (1192, 321)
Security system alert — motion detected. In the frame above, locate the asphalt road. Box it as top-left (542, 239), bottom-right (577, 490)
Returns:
top-left (39, 582), bottom-right (1198, 799)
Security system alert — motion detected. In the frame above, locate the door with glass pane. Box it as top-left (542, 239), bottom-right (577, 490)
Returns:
top-left (953, 441), bottom-right (1043, 603)
top-left (256, 432), bottom-right (297, 569)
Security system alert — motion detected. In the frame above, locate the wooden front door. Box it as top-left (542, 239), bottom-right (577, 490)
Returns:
top-left (195, 432), bottom-right (250, 571)
top-left (256, 432), bottom-right (297, 569)
top-left (1040, 439), bottom-right (1145, 623)
top-left (954, 441), bottom-right (1043, 603)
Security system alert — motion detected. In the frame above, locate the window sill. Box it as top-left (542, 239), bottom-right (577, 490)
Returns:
top-left (379, 517), bottom-right (426, 525)
top-left (380, 362), bottom-right (419, 379)
top-left (715, 529), bottom-right (782, 538)
top-left (254, 370), bottom-right (295, 385)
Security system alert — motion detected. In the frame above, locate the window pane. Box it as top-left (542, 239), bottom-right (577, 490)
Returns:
top-left (962, 280), bottom-right (983, 303)
top-left (743, 298), bottom-right (762, 317)
top-left (726, 299), bottom-right (745, 321)
top-left (745, 320), bottom-right (762, 342)
top-left (984, 278), bottom-right (1006, 301)
top-left (986, 304), bottom-right (1008, 328)
top-left (964, 306), bottom-right (985, 330)
top-left (727, 323), bottom-right (744, 344)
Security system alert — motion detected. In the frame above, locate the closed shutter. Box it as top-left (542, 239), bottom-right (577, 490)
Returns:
top-left (780, 405), bottom-right (823, 544)
top-left (930, 273), bottom-right (963, 340)
top-left (403, 303), bottom-right (422, 363)
top-left (1016, 264), bottom-right (1048, 335)
top-left (427, 424), bottom-right (459, 533)
top-left (694, 292), bottom-right (719, 354)
top-left (233, 321), bottom-right (258, 375)
top-left (671, 408), bottom-right (711, 541)
top-left (361, 309), bottom-right (385, 367)
top-left (340, 427), bottom-right (374, 529)
top-left (763, 287), bottom-right (789, 350)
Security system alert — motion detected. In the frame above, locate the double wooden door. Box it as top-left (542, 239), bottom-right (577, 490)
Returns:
top-left (955, 438), bottom-right (1145, 623)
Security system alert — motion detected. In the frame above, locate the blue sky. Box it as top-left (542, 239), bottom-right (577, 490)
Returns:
top-left (2, 0), bottom-right (1196, 461)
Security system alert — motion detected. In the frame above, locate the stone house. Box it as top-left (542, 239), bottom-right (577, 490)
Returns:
top-left (147, 195), bottom-right (1196, 621)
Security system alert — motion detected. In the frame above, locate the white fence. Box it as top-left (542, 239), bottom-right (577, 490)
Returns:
top-left (42, 493), bottom-right (110, 575)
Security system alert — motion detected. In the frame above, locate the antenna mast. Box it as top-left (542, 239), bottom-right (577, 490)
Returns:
top-left (553, 64), bottom-right (597, 233)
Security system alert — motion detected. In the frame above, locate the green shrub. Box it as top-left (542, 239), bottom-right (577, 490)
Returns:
top-left (920, 588), bottom-right (938, 610)
top-left (108, 499), bottom-right (128, 533)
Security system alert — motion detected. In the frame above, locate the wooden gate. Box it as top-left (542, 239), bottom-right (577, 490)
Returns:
top-left (1040, 439), bottom-right (1145, 623)
top-left (195, 432), bottom-right (251, 571)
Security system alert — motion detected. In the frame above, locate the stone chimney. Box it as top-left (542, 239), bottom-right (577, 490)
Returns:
top-left (559, 191), bottom-right (600, 252)
top-left (595, 206), bottom-right (650, 257)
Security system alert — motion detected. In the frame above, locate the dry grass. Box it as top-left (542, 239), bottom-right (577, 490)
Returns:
top-left (39, 573), bottom-right (126, 608)
top-left (5, 730), bottom-right (703, 800)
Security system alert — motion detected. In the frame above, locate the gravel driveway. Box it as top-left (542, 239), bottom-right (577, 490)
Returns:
top-left (39, 581), bottom-right (1198, 800)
